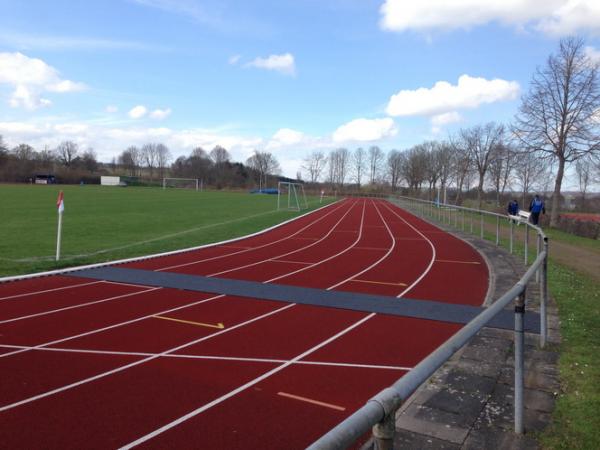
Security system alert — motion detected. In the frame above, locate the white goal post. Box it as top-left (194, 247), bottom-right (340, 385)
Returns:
top-left (162, 178), bottom-right (201, 191)
top-left (277, 181), bottom-right (308, 211)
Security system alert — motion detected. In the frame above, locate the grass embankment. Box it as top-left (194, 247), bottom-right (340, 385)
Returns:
top-left (0, 184), bottom-right (330, 277)
top-left (541, 264), bottom-right (600, 449)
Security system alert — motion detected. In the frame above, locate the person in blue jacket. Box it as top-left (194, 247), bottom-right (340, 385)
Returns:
top-left (507, 199), bottom-right (519, 216)
top-left (529, 194), bottom-right (545, 225)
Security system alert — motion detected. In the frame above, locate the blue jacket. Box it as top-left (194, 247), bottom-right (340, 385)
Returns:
top-left (508, 201), bottom-right (519, 215)
top-left (529, 197), bottom-right (545, 214)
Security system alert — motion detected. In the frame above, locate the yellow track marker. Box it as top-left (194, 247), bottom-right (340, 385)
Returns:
top-left (153, 315), bottom-right (225, 329)
top-left (351, 279), bottom-right (408, 287)
top-left (277, 392), bottom-right (346, 411)
top-left (436, 259), bottom-right (481, 265)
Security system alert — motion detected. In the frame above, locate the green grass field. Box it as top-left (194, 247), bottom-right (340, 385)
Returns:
top-left (0, 184), bottom-right (330, 277)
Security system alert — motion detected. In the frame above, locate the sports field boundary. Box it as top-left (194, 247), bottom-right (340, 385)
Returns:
top-left (0, 200), bottom-right (341, 284)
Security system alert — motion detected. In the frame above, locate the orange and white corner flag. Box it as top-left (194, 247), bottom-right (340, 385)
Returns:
top-left (56, 191), bottom-right (65, 214)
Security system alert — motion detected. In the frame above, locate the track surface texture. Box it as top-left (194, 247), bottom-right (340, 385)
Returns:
top-left (0, 198), bottom-right (488, 449)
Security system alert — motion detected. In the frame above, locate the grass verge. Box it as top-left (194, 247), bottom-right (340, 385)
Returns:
top-left (0, 184), bottom-right (331, 277)
top-left (541, 263), bottom-right (600, 449)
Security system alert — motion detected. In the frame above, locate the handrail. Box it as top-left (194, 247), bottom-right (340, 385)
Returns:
top-left (308, 195), bottom-right (549, 450)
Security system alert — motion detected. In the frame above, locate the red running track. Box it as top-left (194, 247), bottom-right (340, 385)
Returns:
top-left (0, 198), bottom-right (488, 449)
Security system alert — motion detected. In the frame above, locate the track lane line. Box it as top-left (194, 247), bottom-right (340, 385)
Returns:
top-left (0, 280), bottom-right (104, 302)
top-left (0, 200), bottom-right (368, 411)
top-left (206, 200), bottom-right (360, 278)
top-left (277, 392), bottom-right (346, 411)
top-left (0, 287), bottom-right (161, 324)
top-left (155, 200), bottom-right (353, 272)
top-left (118, 312), bottom-right (376, 450)
top-left (0, 344), bottom-right (413, 371)
top-left (0, 201), bottom-right (360, 360)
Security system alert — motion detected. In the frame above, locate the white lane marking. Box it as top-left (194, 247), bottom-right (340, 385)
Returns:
top-left (380, 201), bottom-right (437, 298)
top-left (0, 287), bottom-right (160, 324)
top-left (0, 344), bottom-right (413, 371)
top-left (0, 303), bottom-right (297, 413)
top-left (118, 312), bottom-right (376, 450)
top-left (205, 201), bottom-right (359, 278)
top-left (263, 201), bottom-right (367, 284)
top-left (277, 392), bottom-right (346, 411)
top-left (327, 200), bottom-right (396, 290)
top-left (0, 201), bottom-right (359, 360)
top-left (155, 200), bottom-right (350, 272)
top-left (0, 280), bottom-right (103, 302)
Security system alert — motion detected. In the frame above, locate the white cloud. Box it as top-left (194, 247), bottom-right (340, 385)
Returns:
top-left (105, 105), bottom-right (119, 113)
top-left (0, 52), bottom-right (86, 109)
top-left (332, 118), bottom-right (397, 143)
top-left (431, 111), bottom-right (463, 126)
top-left (246, 53), bottom-right (296, 76)
top-left (128, 105), bottom-right (148, 119)
top-left (271, 128), bottom-right (304, 145)
top-left (380, 0), bottom-right (600, 36)
top-left (149, 107), bottom-right (172, 119)
top-left (585, 46), bottom-right (600, 64)
top-left (228, 54), bottom-right (241, 65)
top-left (386, 75), bottom-right (519, 117)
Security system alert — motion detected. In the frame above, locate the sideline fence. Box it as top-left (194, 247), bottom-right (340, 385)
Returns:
top-left (308, 195), bottom-right (548, 450)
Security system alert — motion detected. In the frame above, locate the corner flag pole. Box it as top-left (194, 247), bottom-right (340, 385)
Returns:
top-left (56, 191), bottom-right (64, 261)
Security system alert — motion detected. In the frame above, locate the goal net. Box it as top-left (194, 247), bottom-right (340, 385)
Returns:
top-left (162, 178), bottom-right (200, 191)
top-left (277, 182), bottom-right (308, 211)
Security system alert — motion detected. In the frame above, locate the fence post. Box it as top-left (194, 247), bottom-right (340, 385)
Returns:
top-left (470, 212), bottom-right (474, 234)
top-left (514, 288), bottom-right (526, 435)
top-left (462, 209), bottom-right (465, 231)
top-left (510, 221), bottom-right (514, 254)
top-left (372, 413), bottom-right (395, 450)
top-left (540, 237), bottom-right (549, 348)
top-left (480, 213), bottom-right (484, 239)
top-left (536, 234), bottom-right (541, 283)
top-left (496, 216), bottom-right (500, 246)
top-left (455, 208), bottom-right (458, 228)
top-left (524, 225), bottom-right (529, 265)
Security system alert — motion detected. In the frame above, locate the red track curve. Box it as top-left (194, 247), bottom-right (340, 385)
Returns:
top-left (0, 198), bottom-right (488, 449)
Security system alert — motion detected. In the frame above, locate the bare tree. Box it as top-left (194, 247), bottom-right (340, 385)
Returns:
top-left (487, 141), bottom-right (516, 206)
top-left (210, 145), bottom-right (230, 165)
top-left (401, 146), bottom-right (428, 193)
top-left (368, 146), bottom-right (384, 185)
top-left (387, 150), bottom-right (403, 191)
top-left (302, 150), bottom-right (327, 183)
top-left (352, 147), bottom-right (366, 188)
top-left (141, 143), bottom-right (158, 179)
top-left (246, 150), bottom-right (281, 189)
top-left (575, 156), bottom-right (593, 210)
top-left (449, 138), bottom-right (473, 205)
top-left (56, 141), bottom-right (79, 167)
top-left (513, 37), bottom-right (600, 226)
top-left (81, 148), bottom-right (98, 173)
top-left (156, 143), bottom-right (171, 179)
top-left (437, 142), bottom-right (455, 204)
top-left (326, 148), bottom-right (350, 187)
top-left (460, 122), bottom-right (505, 208)
top-left (512, 148), bottom-right (551, 206)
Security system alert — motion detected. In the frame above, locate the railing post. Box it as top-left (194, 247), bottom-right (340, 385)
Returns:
top-left (496, 216), bottom-right (500, 246)
top-left (462, 209), bottom-right (465, 231)
top-left (470, 211), bottom-right (474, 234)
top-left (510, 220), bottom-right (514, 254)
top-left (540, 237), bottom-right (549, 348)
top-left (524, 225), bottom-right (529, 265)
top-left (480, 213), bottom-right (484, 239)
top-left (514, 288), bottom-right (526, 435)
top-left (536, 234), bottom-right (541, 282)
top-left (372, 414), bottom-right (395, 450)
top-left (454, 208), bottom-right (458, 228)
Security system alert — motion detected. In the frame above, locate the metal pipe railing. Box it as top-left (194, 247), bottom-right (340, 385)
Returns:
top-left (308, 195), bottom-right (549, 450)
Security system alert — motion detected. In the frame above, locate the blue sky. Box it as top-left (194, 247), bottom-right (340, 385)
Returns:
top-left (1, 0), bottom-right (599, 181)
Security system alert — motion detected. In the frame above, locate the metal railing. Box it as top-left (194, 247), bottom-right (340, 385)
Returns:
top-left (308, 195), bottom-right (549, 450)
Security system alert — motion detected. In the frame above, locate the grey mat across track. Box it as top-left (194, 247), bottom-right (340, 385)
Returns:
top-left (71, 267), bottom-right (540, 332)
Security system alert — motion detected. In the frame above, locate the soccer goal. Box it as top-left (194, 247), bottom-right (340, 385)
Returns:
top-left (277, 181), bottom-right (308, 211)
top-left (162, 178), bottom-right (201, 191)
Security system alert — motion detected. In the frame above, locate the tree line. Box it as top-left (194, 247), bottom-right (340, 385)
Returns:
top-left (302, 37), bottom-right (600, 227)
